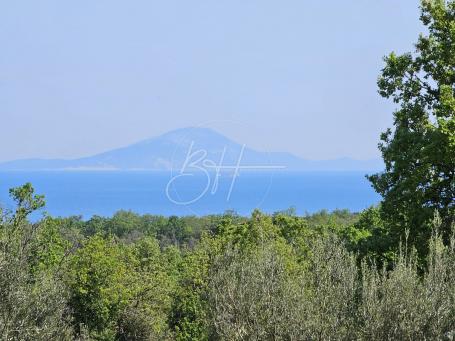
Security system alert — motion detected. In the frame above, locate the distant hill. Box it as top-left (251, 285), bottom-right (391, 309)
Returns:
top-left (0, 127), bottom-right (383, 171)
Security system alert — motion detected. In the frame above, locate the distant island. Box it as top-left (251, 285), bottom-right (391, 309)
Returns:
top-left (0, 127), bottom-right (383, 172)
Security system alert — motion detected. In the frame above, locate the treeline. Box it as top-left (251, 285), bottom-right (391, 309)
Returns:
top-left (0, 183), bottom-right (453, 340)
top-left (54, 206), bottom-right (358, 249)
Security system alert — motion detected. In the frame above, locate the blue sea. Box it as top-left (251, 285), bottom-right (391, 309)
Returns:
top-left (0, 171), bottom-right (380, 218)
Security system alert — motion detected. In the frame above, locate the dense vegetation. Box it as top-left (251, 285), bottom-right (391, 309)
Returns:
top-left (1, 0), bottom-right (454, 340)
top-left (0, 183), bottom-right (453, 340)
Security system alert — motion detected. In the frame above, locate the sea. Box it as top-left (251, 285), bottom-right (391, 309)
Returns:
top-left (0, 171), bottom-right (381, 218)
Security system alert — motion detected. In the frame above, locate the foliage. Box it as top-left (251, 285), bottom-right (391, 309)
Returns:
top-left (208, 245), bottom-right (298, 340)
top-left (0, 183), bottom-right (73, 340)
top-left (1, 182), bottom-right (453, 340)
top-left (67, 235), bottom-right (135, 339)
top-left (208, 222), bottom-right (455, 340)
top-left (170, 235), bottom-right (214, 341)
top-left (369, 0), bottom-right (455, 255)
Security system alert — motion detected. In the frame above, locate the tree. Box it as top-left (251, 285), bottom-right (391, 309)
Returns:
top-left (120, 237), bottom-right (178, 340)
top-left (169, 236), bottom-right (213, 341)
top-left (369, 0), bottom-right (455, 254)
top-left (208, 245), bottom-right (297, 340)
top-left (0, 184), bottom-right (73, 340)
top-left (8, 182), bottom-right (45, 224)
top-left (67, 235), bottom-right (135, 339)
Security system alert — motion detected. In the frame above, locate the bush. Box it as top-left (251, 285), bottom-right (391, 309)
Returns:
top-left (207, 229), bottom-right (455, 340)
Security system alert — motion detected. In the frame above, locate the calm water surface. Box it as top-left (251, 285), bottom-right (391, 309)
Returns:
top-left (0, 171), bottom-right (380, 218)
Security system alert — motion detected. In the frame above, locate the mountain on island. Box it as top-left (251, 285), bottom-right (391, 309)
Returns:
top-left (0, 127), bottom-right (383, 172)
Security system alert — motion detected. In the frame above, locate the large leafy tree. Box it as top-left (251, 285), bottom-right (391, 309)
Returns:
top-left (369, 0), bottom-right (455, 253)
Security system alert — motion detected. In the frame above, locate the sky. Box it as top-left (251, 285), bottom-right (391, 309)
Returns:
top-left (0, 0), bottom-right (423, 162)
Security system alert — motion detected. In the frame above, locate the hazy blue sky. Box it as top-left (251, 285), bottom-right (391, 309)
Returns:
top-left (1, 1), bottom-right (423, 162)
